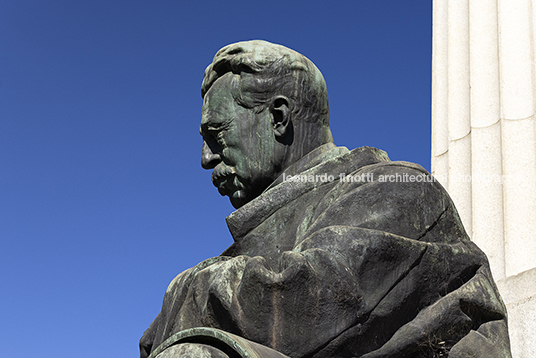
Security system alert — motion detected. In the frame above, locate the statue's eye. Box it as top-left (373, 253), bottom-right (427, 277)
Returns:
top-left (206, 128), bottom-right (220, 139)
top-left (206, 122), bottom-right (230, 143)
top-left (203, 128), bottom-right (225, 149)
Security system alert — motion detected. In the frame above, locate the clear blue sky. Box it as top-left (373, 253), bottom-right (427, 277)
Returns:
top-left (0, 1), bottom-right (431, 357)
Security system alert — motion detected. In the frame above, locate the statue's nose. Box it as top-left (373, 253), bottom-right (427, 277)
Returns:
top-left (201, 141), bottom-right (221, 169)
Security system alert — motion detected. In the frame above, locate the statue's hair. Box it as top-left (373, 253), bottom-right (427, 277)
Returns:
top-left (201, 40), bottom-right (329, 126)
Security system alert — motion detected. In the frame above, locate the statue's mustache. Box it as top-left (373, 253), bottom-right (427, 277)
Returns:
top-left (211, 164), bottom-right (237, 184)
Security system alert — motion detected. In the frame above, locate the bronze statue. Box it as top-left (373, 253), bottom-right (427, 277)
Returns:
top-left (140, 40), bottom-right (511, 358)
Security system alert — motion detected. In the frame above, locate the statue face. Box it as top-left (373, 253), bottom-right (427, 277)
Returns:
top-left (200, 74), bottom-right (283, 209)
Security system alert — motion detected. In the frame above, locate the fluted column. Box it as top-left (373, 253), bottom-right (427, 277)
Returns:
top-left (468, 0), bottom-right (504, 279)
top-left (497, 0), bottom-right (536, 278)
top-left (431, 0), bottom-right (449, 188)
top-left (432, 1), bottom-right (536, 355)
top-left (446, 0), bottom-right (472, 236)
top-left (432, 0), bottom-right (536, 279)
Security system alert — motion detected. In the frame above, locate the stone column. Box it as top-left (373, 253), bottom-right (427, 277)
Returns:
top-left (432, 0), bottom-right (536, 356)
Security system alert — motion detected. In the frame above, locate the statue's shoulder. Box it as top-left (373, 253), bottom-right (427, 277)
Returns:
top-left (344, 147), bottom-right (434, 181)
top-left (332, 148), bottom-right (450, 214)
top-left (165, 256), bottom-right (232, 293)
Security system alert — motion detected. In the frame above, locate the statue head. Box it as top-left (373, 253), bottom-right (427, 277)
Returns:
top-left (200, 40), bottom-right (333, 208)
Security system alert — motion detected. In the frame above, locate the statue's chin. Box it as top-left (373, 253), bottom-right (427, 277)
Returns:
top-left (230, 190), bottom-right (248, 209)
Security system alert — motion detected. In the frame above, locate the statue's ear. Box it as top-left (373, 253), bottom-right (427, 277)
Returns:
top-left (270, 96), bottom-right (291, 138)
top-left (270, 96), bottom-right (290, 138)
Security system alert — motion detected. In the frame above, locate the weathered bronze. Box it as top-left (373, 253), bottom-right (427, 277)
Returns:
top-left (140, 40), bottom-right (511, 358)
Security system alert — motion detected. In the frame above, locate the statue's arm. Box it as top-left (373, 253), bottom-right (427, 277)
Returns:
top-left (140, 312), bottom-right (159, 358)
top-left (163, 225), bottom-right (438, 357)
top-left (140, 238), bottom-right (374, 357)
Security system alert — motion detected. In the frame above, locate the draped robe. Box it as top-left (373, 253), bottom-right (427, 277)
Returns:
top-left (141, 145), bottom-right (511, 358)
